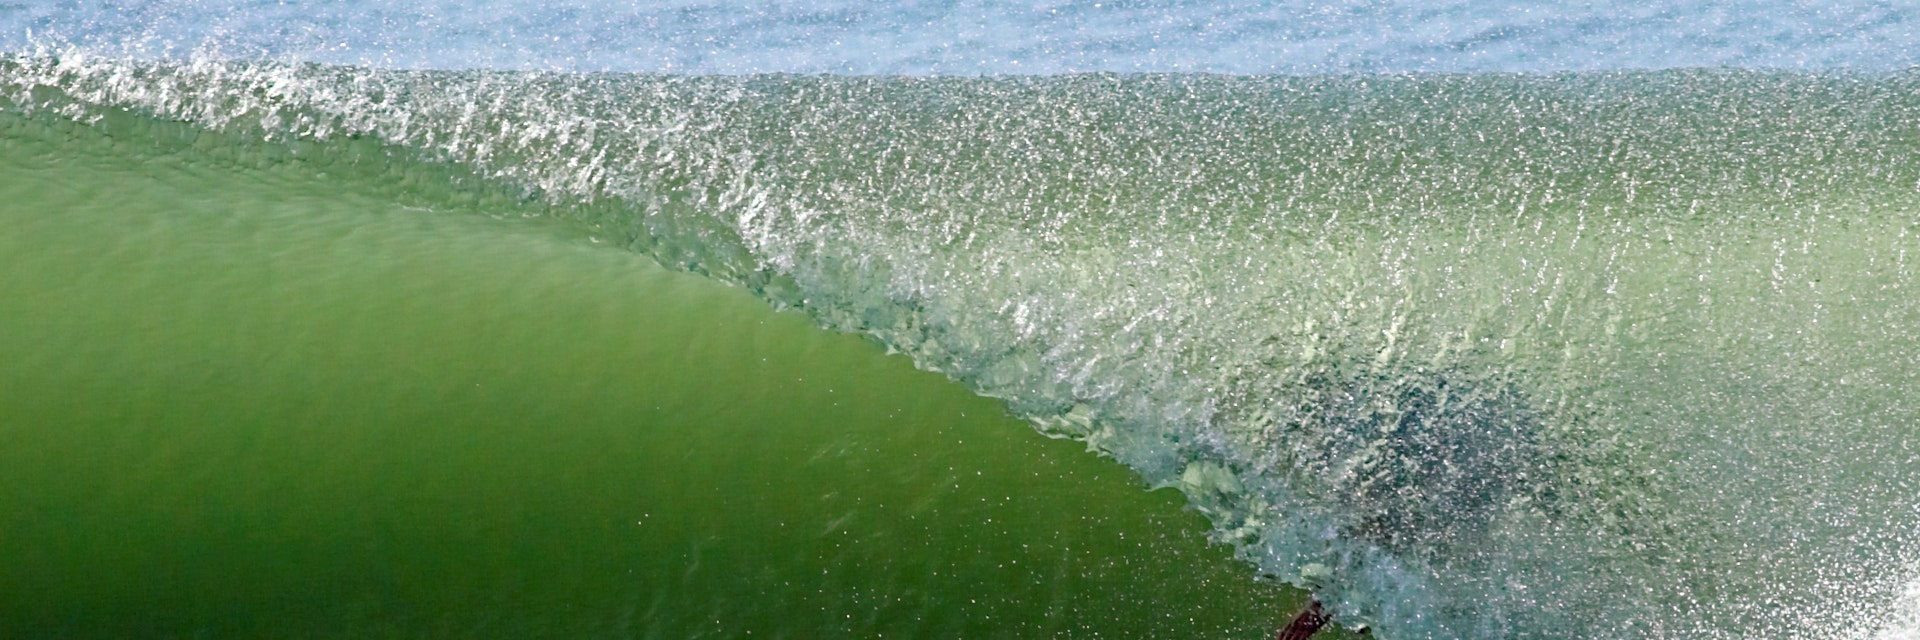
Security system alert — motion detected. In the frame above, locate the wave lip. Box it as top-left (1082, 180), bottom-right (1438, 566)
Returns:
top-left (10, 54), bottom-right (1920, 639)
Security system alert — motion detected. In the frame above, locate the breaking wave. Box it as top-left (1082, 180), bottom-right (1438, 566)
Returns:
top-left (7, 53), bottom-right (1920, 638)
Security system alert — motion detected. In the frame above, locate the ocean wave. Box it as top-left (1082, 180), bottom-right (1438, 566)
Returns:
top-left (8, 53), bottom-right (1920, 638)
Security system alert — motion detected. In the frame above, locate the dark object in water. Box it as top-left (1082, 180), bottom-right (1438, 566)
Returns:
top-left (1277, 600), bottom-right (1330, 640)
top-left (1275, 366), bottom-right (1545, 559)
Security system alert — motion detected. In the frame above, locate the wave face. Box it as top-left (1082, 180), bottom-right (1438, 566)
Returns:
top-left (7, 56), bottom-right (1920, 638)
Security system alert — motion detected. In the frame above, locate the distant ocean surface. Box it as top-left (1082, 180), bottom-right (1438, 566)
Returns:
top-left (5, 3), bottom-right (1920, 640)
top-left (3, 0), bottom-right (1917, 73)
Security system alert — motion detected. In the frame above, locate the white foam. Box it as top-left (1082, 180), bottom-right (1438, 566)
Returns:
top-left (1876, 574), bottom-right (1920, 640)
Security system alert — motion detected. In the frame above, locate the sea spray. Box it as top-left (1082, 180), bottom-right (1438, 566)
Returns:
top-left (8, 55), bottom-right (1920, 637)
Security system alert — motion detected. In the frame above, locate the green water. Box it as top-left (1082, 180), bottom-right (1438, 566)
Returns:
top-left (0, 113), bottom-right (1349, 637)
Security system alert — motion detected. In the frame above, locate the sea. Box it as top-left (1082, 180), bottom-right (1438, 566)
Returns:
top-left (3, 2), bottom-right (1920, 639)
